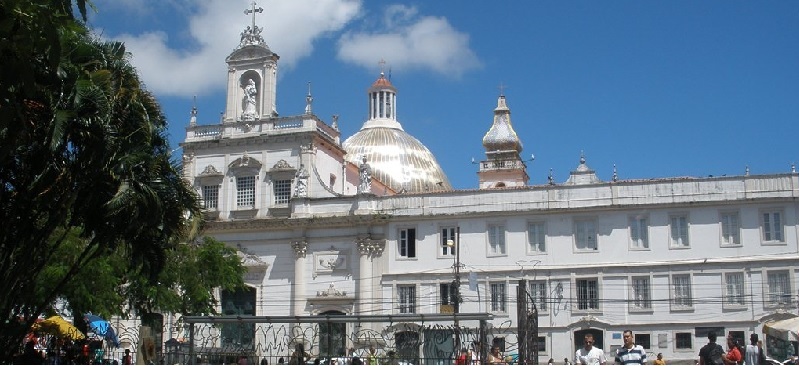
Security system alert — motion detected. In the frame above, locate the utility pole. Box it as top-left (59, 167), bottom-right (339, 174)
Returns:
top-left (453, 227), bottom-right (462, 351)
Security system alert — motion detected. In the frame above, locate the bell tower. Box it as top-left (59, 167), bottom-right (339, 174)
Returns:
top-left (223, 2), bottom-right (279, 123)
top-left (477, 93), bottom-right (529, 189)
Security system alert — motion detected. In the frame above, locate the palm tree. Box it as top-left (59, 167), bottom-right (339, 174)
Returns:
top-left (0, 1), bottom-right (202, 361)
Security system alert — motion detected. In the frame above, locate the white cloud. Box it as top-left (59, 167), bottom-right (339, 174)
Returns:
top-left (336, 5), bottom-right (481, 78)
top-left (103, 0), bottom-right (362, 97)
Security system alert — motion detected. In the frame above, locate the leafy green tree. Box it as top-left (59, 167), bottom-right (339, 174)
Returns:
top-left (40, 235), bottom-right (245, 321)
top-left (0, 0), bottom-right (243, 362)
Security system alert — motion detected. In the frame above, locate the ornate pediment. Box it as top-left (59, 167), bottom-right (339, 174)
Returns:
top-left (229, 153), bottom-right (262, 169)
top-left (199, 165), bottom-right (223, 177)
top-left (271, 159), bottom-right (295, 171)
top-left (237, 250), bottom-right (268, 284)
top-left (316, 283), bottom-right (347, 297)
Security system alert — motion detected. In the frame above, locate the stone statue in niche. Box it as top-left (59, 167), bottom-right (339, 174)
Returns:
top-left (242, 78), bottom-right (259, 121)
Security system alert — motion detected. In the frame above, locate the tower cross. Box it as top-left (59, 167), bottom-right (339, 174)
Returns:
top-left (498, 82), bottom-right (507, 97)
top-left (378, 59), bottom-right (386, 74)
top-left (244, 1), bottom-right (264, 30)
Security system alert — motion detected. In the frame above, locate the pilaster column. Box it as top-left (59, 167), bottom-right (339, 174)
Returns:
top-left (357, 237), bottom-right (385, 317)
top-left (291, 239), bottom-right (308, 316)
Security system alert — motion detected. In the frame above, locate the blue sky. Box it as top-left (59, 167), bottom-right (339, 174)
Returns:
top-left (87, 1), bottom-right (798, 190)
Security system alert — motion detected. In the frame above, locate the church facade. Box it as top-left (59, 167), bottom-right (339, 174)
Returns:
top-left (176, 14), bottom-right (799, 364)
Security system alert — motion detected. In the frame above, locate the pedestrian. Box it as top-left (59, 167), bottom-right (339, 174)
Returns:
top-left (653, 353), bottom-right (665, 365)
top-left (722, 335), bottom-right (742, 365)
top-left (487, 346), bottom-right (506, 364)
top-left (743, 334), bottom-right (760, 365)
top-left (366, 346), bottom-right (379, 365)
top-left (615, 330), bottom-right (647, 365)
top-left (565, 357), bottom-right (574, 365)
top-left (547, 358), bottom-right (554, 365)
top-left (576, 333), bottom-right (607, 365)
top-left (456, 348), bottom-right (469, 365)
top-left (122, 349), bottom-right (132, 365)
top-left (698, 331), bottom-right (724, 365)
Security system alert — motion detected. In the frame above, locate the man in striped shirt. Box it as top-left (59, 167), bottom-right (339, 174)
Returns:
top-left (615, 330), bottom-right (648, 365)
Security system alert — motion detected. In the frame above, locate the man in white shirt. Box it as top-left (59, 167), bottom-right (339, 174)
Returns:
top-left (576, 334), bottom-right (607, 365)
top-left (743, 333), bottom-right (761, 365)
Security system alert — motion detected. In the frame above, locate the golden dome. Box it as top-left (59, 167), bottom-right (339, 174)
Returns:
top-left (343, 72), bottom-right (451, 193)
top-left (343, 127), bottom-right (452, 193)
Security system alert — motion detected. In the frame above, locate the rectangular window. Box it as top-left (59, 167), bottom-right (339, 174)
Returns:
top-left (488, 224), bottom-right (506, 255)
top-left (490, 282), bottom-right (507, 313)
top-left (574, 219), bottom-right (598, 250)
top-left (202, 185), bottom-right (219, 210)
top-left (724, 272), bottom-right (746, 307)
top-left (236, 176), bottom-right (256, 207)
top-left (528, 281), bottom-right (548, 311)
top-left (440, 283), bottom-right (454, 306)
top-left (675, 333), bottom-right (692, 349)
top-left (670, 214), bottom-right (690, 247)
top-left (537, 336), bottom-right (547, 354)
top-left (729, 331), bottom-right (745, 351)
top-left (629, 216), bottom-right (649, 249)
top-left (399, 228), bottom-right (417, 258)
top-left (635, 334), bottom-right (651, 350)
top-left (720, 212), bottom-right (740, 246)
top-left (273, 179), bottom-right (291, 205)
top-left (398, 285), bottom-right (416, 314)
top-left (527, 222), bottom-right (546, 253)
top-left (762, 211), bottom-right (784, 242)
top-left (631, 276), bottom-right (652, 310)
top-left (766, 270), bottom-right (791, 306)
top-left (672, 274), bottom-right (693, 308)
top-left (441, 227), bottom-right (456, 256)
top-left (576, 278), bottom-right (599, 310)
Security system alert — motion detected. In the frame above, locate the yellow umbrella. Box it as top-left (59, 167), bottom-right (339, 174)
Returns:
top-left (32, 315), bottom-right (85, 340)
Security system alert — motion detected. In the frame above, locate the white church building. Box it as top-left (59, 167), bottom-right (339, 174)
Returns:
top-left (171, 11), bottom-right (799, 365)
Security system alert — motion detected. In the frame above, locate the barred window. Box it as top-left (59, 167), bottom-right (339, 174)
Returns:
top-left (576, 278), bottom-right (599, 310)
top-left (273, 179), bottom-right (291, 205)
top-left (490, 282), bottom-right (507, 313)
top-left (631, 277), bottom-right (651, 310)
top-left (236, 176), bottom-right (256, 207)
top-left (767, 270), bottom-right (791, 306)
top-left (202, 185), bottom-right (219, 209)
top-left (529, 281), bottom-right (547, 311)
top-left (672, 274), bottom-right (693, 308)
top-left (398, 285), bottom-right (416, 314)
top-left (724, 272), bottom-right (745, 306)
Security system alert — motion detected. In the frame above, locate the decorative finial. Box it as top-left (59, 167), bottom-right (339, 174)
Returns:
top-left (189, 96), bottom-right (197, 126)
top-left (498, 82), bottom-right (506, 97)
top-left (219, 111), bottom-right (224, 124)
top-left (745, 165), bottom-right (750, 176)
top-left (304, 81), bottom-right (313, 115)
top-left (331, 114), bottom-right (339, 130)
top-left (612, 164), bottom-right (618, 182)
top-left (792, 162), bottom-right (796, 173)
top-left (548, 168), bottom-right (555, 185)
top-left (580, 150), bottom-right (586, 165)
